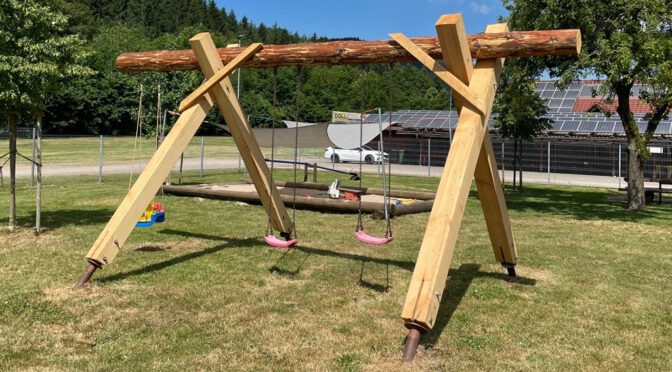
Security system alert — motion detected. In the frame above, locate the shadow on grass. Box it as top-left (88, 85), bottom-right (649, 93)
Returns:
top-left (0, 208), bottom-right (114, 230)
top-left (158, 229), bottom-right (228, 241)
top-left (269, 249), bottom-right (312, 277)
top-left (471, 185), bottom-right (671, 224)
top-left (423, 263), bottom-right (536, 348)
top-left (359, 259), bottom-right (389, 293)
top-left (293, 245), bottom-right (416, 272)
top-left (98, 235), bottom-right (259, 284)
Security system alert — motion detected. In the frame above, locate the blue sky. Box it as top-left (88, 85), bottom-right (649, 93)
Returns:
top-left (216, 0), bottom-right (507, 40)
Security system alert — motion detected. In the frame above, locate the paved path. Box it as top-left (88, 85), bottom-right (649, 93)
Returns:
top-left (6, 157), bottom-right (624, 189)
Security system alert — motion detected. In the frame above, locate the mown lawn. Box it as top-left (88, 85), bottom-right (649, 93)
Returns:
top-left (1, 170), bottom-right (671, 371)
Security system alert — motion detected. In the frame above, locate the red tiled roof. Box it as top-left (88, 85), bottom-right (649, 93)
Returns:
top-left (572, 98), bottom-right (653, 114)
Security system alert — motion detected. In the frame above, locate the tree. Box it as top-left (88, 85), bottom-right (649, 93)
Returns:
top-left (504, 0), bottom-right (672, 210)
top-left (493, 62), bottom-right (553, 191)
top-left (0, 0), bottom-right (91, 228)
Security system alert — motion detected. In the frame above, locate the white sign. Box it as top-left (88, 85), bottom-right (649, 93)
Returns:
top-left (648, 146), bottom-right (664, 154)
top-left (332, 111), bottom-right (360, 123)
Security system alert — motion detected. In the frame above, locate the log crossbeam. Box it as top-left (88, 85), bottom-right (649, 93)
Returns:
top-left (115, 30), bottom-right (581, 72)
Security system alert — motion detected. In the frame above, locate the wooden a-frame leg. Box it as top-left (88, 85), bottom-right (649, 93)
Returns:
top-left (75, 95), bottom-right (214, 287)
top-left (75, 37), bottom-right (285, 288)
top-left (400, 18), bottom-right (507, 361)
top-left (433, 15), bottom-right (517, 274)
top-left (190, 33), bottom-right (292, 234)
top-left (474, 131), bottom-right (517, 273)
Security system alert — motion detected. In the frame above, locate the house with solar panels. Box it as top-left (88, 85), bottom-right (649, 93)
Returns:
top-left (363, 81), bottom-right (672, 179)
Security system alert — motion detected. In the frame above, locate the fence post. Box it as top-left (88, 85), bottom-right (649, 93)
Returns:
top-left (427, 137), bottom-right (431, 177)
top-left (501, 140), bottom-right (505, 186)
top-left (547, 141), bottom-right (551, 184)
top-left (31, 127), bottom-right (36, 187)
top-left (200, 136), bottom-right (205, 178)
top-left (35, 114), bottom-right (43, 234)
top-left (618, 143), bottom-right (622, 189)
top-left (98, 135), bottom-right (104, 183)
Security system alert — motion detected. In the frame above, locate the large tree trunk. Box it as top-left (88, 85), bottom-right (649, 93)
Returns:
top-left (614, 81), bottom-right (646, 211)
top-left (8, 114), bottom-right (17, 230)
top-left (626, 138), bottom-right (646, 210)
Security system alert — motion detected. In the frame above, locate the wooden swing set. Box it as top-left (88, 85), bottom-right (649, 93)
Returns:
top-left (74, 14), bottom-right (580, 361)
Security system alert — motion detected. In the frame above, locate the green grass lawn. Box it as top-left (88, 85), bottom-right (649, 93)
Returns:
top-left (11, 136), bottom-right (324, 167)
top-left (1, 170), bottom-right (671, 371)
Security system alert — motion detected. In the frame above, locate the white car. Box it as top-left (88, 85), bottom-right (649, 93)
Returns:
top-left (324, 146), bottom-right (389, 164)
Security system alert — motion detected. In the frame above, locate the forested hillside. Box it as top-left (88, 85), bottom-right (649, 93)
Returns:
top-left (44, 0), bottom-right (453, 135)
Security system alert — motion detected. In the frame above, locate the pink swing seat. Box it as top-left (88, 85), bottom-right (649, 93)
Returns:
top-left (265, 235), bottom-right (298, 249)
top-left (355, 229), bottom-right (393, 246)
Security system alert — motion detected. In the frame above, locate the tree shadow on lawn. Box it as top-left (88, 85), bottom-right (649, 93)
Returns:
top-left (422, 263), bottom-right (536, 349)
top-left (98, 233), bottom-right (260, 284)
top-left (0, 208), bottom-right (115, 230)
top-left (483, 185), bottom-right (669, 223)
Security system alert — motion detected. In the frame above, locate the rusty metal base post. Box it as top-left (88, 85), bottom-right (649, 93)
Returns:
top-left (74, 260), bottom-right (101, 289)
top-left (402, 321), bottom-right (429, 362)
top-left (501, 262), bottom-right (517, 277)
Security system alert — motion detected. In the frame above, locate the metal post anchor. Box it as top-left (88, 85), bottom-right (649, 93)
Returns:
top-left (74, 261), bottom-right (101, 288)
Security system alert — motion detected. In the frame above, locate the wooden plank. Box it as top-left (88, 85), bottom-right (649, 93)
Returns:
top-left (436, 15), bottom-right (517, 265)
top-left (86, 95), bottom-right (214, 265)
top-left (115, 29), bottom-right (582, 72)
top-left (401, 22), bottom-right (506, 329)
top-left (389, 33), bottom-right (487, 115)
top-left (190, 33), bottom-right (292, 233)
top-left (178, 43), bottom-right (263, 113)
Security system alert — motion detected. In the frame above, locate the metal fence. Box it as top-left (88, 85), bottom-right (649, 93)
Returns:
top-left (371, 135), bottom-right (672, 184)
top-left (2, 130), bottom-right (672, 188)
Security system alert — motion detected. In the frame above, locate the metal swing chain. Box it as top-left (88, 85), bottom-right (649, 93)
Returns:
top-left (386, 111), bottom-right (393, 238)
top-left (290, 66), bottom-right (302, 240)
top-left (356, 65), bottom-right (366, 232)
top-left (267, 68), bottom-right (278, 237)
top-left (129, 83), bottom-right (144, 190)
top-left (356, 111), bottom-right (365, 232)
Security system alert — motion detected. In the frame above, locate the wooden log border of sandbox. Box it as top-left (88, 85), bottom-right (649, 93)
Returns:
top-left (162, 181), bottom-right (435, 219)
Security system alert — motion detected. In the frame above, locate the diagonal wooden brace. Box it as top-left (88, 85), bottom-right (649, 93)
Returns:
top-left (389, 32), bottom-right (487, 116)
top-left (179, 43), bottom-right (263, 113)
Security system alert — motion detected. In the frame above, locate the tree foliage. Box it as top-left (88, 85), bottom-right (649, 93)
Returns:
top-left (493, 62), bottom-right (552, 191)
top-left (0, 0), bottom-right (92, 114)
top-left (503, 0), bottom-right (672, 210)
top-left (494, 64), bottom-right (552, 141)
top-left (0, 0), bottom-right (455, 135)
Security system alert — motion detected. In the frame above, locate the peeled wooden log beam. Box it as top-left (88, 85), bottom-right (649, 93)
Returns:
top-left (116, 30), bottom-right (581, 72)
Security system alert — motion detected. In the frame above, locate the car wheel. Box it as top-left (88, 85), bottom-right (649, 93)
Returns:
top-left (365, 155), bottom-right (374, 164)
top-left (331, 154), bottom-right (340, 163)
